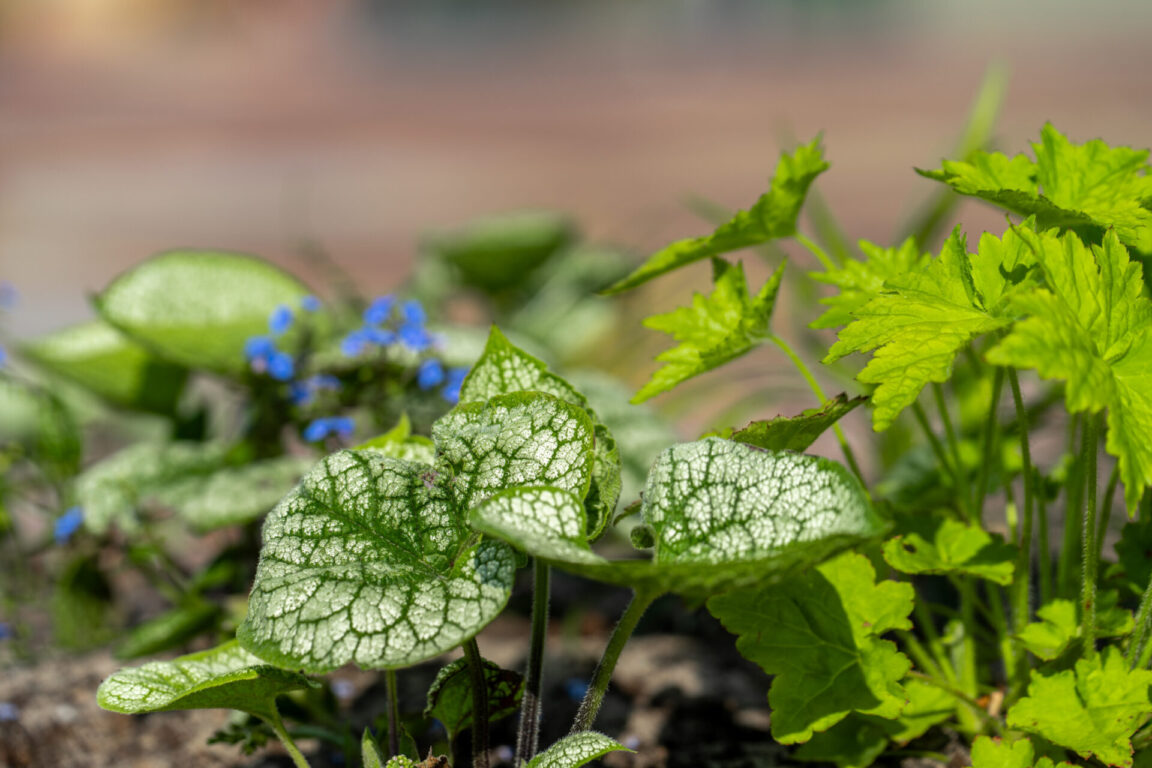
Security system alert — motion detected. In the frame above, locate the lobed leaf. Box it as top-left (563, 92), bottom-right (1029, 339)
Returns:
top-left (810, 237), bottom-right (929, 330)
top-left (604, 136), bottom-right (827, 293)
top-left (524, 731), bottom-right (632, 768)
top-left (709, 552), bottom-right (914, 743)
top-left (633, 259), bottom-right (784, 403)
top-left (1017, 593), bottom-right (1133, 661)
top-left (97, 640), bottom-right (317, 721)
top-left (96, 250), bottom-right (313, 375)
top-left (882, 517), bottom-right (1016, 585)
top-left (969, 736), bottom-right (1075, 768)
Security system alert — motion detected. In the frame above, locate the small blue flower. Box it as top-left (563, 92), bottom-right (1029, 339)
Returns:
top-left (291, 374), bottom-right (343, 405)
top-left (268, 305), bottom-right (294, 336)
top-left (563, 677), bottom-right (589, 701)
top-left (54, 506), bottom-right (84, 545)
top-left (0, 702), bottom-right (18, 722)
top-left (300, 295), bottom-right (321, 312)
top-left (0, 345), bottom-right (6, 368)
top-left (267, 351), bottom-right (295, 381)
top-left (244, 335), bottom-right (276, 362)
top-left (363, 295), bottom-right (396, 326)
top-left (303, 416), bottom-right (355, 442)
top-left (416, 358), bottom-right (445, 389)
top-left (402, 299), bottom-right (426, 326)
top-left (328, 417), bottom-right (355, 438)
top-left (311, 374), bottom-right (341, 390)
top-left (341, 329), bottom-right (370, 357)
top-left (0, 280), bottom-right (17, 309)
top-left (442, 367), bottom-right (468, 404)
top-left (398, 322), bottom-right (433, 352)
top-left (0, 622), bottom-right (11, 640)
top-left (363, 327), bottom-right (396, 346)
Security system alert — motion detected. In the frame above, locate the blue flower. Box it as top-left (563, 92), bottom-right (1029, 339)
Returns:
top-left (363, 327), bottom-right (396, 346)
top-left (300, 295), bottom-right (321, 312)
top-left (291, 374), bottom-right (343, 405)
top-left (0, 345), bottom-right (6, 368)
top-left (402, 299), bottom-right (426, 326)
top-left (0, 702), bottom-right (18, 722)
top-left (364, 295), bottom-right (396, 326)
top-left (416, 359), bottom-right (445, 389)
top-left (398, 322), bottom-right (433, 352)
top-left (267, 351), bottom-right (295, 382)
top-left (0, 280), bottom-right (17, 309)
top-left (244, 335), bottom-right (276, 362)
top-left (341, 329), bottom-right (370, 357)
top-left (442, 367), bottom-right (468, 404)
top-left (268, 305), bottom-right (294, 336)
top-left (54, 506), bottom-right (84, 545)
top-left (303, 416), bottom-right (355, 442)
top-left (563, 677), bottom-right (589, 701)
top-left (0, 622), bottom-right (11, 640)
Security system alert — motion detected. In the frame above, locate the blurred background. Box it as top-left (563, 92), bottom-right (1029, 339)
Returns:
top-left (2, 0), bottom-right (1151, 339)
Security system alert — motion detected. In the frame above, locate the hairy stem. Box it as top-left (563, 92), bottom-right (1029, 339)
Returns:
top-left (385, 669), bottom-right (399, 757)
top-left (1007, 369), bottom-right (1035, 687)
top-left (1096, 465), bottom-right (1120, 564)
top-left (515, 559), bottom-right (551, 764)
top-left (1059, 414), bottom-right (1084, 598)
top-left (1037, 480), bottom-right (1053, 607)
top-left (571, 590), bottom-right (659, 734)
top-left (974, 367), bottom-right (1005, 521)
top-left (1128, 573), bottom-right (1152, 668)
top-left (1081, 414), bottom-right (1101, 656)
top-left (463, 638), bottom-right (490, 768)
top-left (266, 708), bottom-right (312, 768)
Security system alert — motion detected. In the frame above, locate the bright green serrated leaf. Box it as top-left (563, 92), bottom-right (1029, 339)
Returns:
top-left (96, 250), bottom-right (313, 375)
top-left (1007, 646), bottom-right (1152, 767)
top-left (238, 450), bottom-right (516, 672)
top-left (21, 320), bottom-right (187, 413)
top-left (969, 736), bottom-right (1076, 768)
top-left (883, 517), bottom-right (1016, 585)
top-left (423, 657), bottom-right (523, 742)
top-left (919, 123), bottom-right (1152, 253)
top-left (604, 137), bottom-right (827, 293)
top-left (720, 394), bottom-right (866, 452)
top-left (827, 227), bottom-right (1027, 430)
top-left (709, 551), bottom-right (914, 744)
top-left (810, 238), bottom-right (929, 330)
top-left (1017, 593), bottom-right (1133, 661)
top-left (97, 640), bottom-right (317, 720)
top-left (525, 731), bottom-right (632, 768)
top-left (460, 327), bottom-right (622, 538)
top-left (986, 228), bottom-right (1152, 512)
top-left (634, 259), bottom-right (784, 403)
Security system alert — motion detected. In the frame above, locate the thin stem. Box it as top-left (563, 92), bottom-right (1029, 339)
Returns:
top-left (912, 402), bottom-right (967, 520)
top-left (796, 232), bottom-right (838, 271)
top-left (266, 708), bottom-right (312, 768)
top-left (974, 367), bottom-right (1005, 521)
top-left (933, 382), bottom-right (970, 516)
top-left (897, 630), bottom-right (945, 680)
top-left (906, 671), bottom-right (992, 730)
top-left (1096, 465), bottom-right (1120, 563)
top-left (385, 669), bottom-right (400, 757)
top-left (463, 638), bottom-right (490, 768)
top-left (571, 590), bottom-right (659, 734)
top-left (1128, 573), bottom-right (1152, 668)
top-left (1006, 368), bottom-right (1035, 689)
top-left (912, 598), bottom-right (957, 684)
top-left (515, 559), bottom-right (551, 764)
top-left (769, 335), bottom-right (864, 481)
top-left (1037, 479), bottom-right (1053, 607)
top-left (956, 579), bottom-right (979, 700)
top-left (1081, 413), bottom-right (1101, 656)
top-left (1059, 414), bottom-right (1084, 598)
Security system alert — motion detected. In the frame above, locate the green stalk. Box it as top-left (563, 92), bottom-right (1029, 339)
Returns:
top-left (385, 669), bottom-right (400, 757)
top-left (769, 335), bottom-right (864, 481)
top-left (1006, 369), bottom-right (1035, 686)
top-left (463, 638), bottom-right (490, 768)
top-left (1081, 414), bottom-right (1101, 656)
top-left (1128, 573), bottom-right (1152, 668)
top-left (1058, 414), bottom-right (1084, 598)
top-left (912, 598), bottom-right (958, 685)
top-left (571, 590), bottom-right (659, 733)
top-left (265, 707), bottom-right (313, 768)
top-left (795, 232), bottom-right (838, 272)
top-left (955, 578), bottom-right (980, 700)
top-left (974, 367), bottom-right (1005, 521)
top-left (515, 559), bottom-right (551, 764)
top-left (933, 382), bottom-right (971, 519)
top-left (1095, 465), bottom-right (1120, 564)
top-left (912, 401), bottom-right (967, 521)
top-left (1037, 480), bottom-right (1053, 606)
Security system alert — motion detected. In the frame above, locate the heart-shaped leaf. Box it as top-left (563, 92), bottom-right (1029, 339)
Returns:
top-left (525, 732), bottom-right (632, 768)
top-left (96, 250), bottom-right (313, 375)
top-left (238, 450), bottom-right (516, 672)
top-left (97, 640), bottom-right (317, 721)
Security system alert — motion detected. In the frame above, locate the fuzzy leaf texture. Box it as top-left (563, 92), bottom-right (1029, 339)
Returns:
top-left (826, 226), bottom-right (1034, 429)
top-left (96, 250), bottom-right (314, 375)
top-left (1007, 646), bottom-right (1152, 767)
top-left (471, 438), bottom-right (883, 597)
top-left (986, 228), bottom-right (1152, 512)
top-left (459, 326), bottom-right (622, 539)
top-left (810, 237), bottom-right (929, 330)
top-left (423, 657), bottom-right (523, 742)
top-left (524, 732), bottom-right (632, 768)
top-left (634, 259), bottom-right (784, 403)
top-left (97, 640), bottom-right (317, 721)
top-left (604, 136), bottom-right (827, 293)
top-left (709, 551), bottom-right (914, 744)
top-left (919, 123), bottom-right (1152, 253)
top-left (882, 517), bottom-right (1016, 585)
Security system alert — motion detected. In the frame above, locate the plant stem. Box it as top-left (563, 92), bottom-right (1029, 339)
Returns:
top-left (795, 232), bottom-right (838, 271)
top-left (906, 671), bottom-right (992, 731)
top-left (571, 590), bottom-right (659, 734)
top-left (265, 708), bottom-right (313, 768)
top-left (463, 638), bottom-right (490, 768)
top-left (912, 401), bottom-right (967, 521)
top-left (385, 669), bottom-right (400, 757)
top-left (1128, 573), bottom-right (1152, 668)
top-left (769, 335), bottom-right (864, 481)
top-left (974, 367), bottom-right (1005, 521)
top-left (1081, 413), bottom-right (1101, 656)
top-left (933, 382), bottom-right (970, 515)
top-left (515, 559), bottom-right (551, 764)
top-left (1059, 414), bottom-right (1084, 598)
top-left (912, 597), bottom-right (957, 684)
top-left (955, 578), bottom-right (980, 700)
top-left (1037, 480), bottom-right (1053, 607)
top-left (1096, 465), bottom-right (1120, 564)
top-left (1006, 369), bottom-right (1035, 688)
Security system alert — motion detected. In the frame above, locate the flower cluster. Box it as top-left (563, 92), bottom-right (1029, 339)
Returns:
top-left (302, 416), bottom-right (355, 443)
top-left (244, 296), bottom-right (320, 382)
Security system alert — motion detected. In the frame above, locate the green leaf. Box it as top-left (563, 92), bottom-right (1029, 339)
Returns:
top-left (720, 394), bottom-right (866, 452)
top-left (1007, 646), bottom-right (1152, 767)
top-left (810, 237), bottom-right (929, 330)
top-left (423, 657), bottom-right (523, 743)
top-left (97, 640), bottom-right (317, 721)
top-left (1116, 519), bottom-right (1152, 593)
top-left (115, 601), bottom-right (220, 660)
top-left (524, 732), bottom-right (632, 768)
top-left (238, 450), bottom-right (517, 672)
top-left (709, 552), bottom-right (914, 743)
top-left (1017, 593), bottom-right (1133, 661)
top-left (919, 123), bottom-right (1152, 253)
top-left (969, 736), bottom-right (1076, 768)
top-left (473, 438), bottom-right (884, 597)
top-left (362, 728), bottom-right (388, 768)
top-left (95, 250), bottom-right (313, 375)
top-left (634, 259), bottom-right (785, 403)
top-left (460, 327), bottom-right (622, 538)
top-left (0, 376), bottom-right (82, 479)
top-left (827, 227), bottom-right (1025, 430)
top-left (76, 441), bottom-right (230, 534)
top-left (20, 320), bottom-right (187, 413)
top-left (159, 456), bottom-right (315, 532)
top-left (882, 517), bottom-right (1016, 585)
top-left (357, 414), bottom-right (436, 465)
top-left (604, 137), bottom-right (827, 293)
top-left (986, 228), bottom-right (1152, 512)
top-left (433, 391), bottom-right (596, 513)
